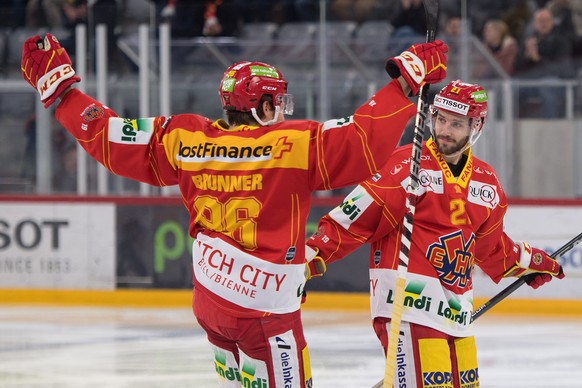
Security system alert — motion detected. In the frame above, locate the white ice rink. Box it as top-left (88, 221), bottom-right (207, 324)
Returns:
top-left (0, 306), bottom-right (581, 388)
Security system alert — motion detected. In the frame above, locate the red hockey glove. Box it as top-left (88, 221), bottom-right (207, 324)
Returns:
top-left (385, 40), bottom-right (448, 96)
top-left (505, 242), bottom-right (565, 289)
top-left (21, 33), bottom-right (81, 108)
top-left (305, 246), bottom-right (326, 280)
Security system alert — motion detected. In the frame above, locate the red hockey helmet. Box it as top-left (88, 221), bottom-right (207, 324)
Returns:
top-left (430, 80), bottom-right (488, 154)
top-left (219, 61), bottom-right (292, 115)
top-left (432, 80), bottom-right (488, 121)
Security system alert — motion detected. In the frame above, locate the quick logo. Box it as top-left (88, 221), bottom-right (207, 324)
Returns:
top-left (467, 181), bottom-right (499, 209)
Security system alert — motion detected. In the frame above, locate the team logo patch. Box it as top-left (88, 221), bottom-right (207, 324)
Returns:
top-left (427, 230), bottom-right (475, 289)
top-left (81, 105), bottom-right (104, 122)
top-left (285, 246), bottom-right (296, 262)
top-left (532, 252), bottom-right (543, 265)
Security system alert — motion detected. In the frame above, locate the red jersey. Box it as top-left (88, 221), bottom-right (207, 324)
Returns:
top-left (55, 80), bottom-right (415, 316)
top-left (307, 138), bottom-right (523, 336)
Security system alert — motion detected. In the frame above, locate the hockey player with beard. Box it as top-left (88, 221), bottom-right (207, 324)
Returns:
top-left (305, 80), bottom-right (565, 388)
top-left (21, 33), bottom-right (448, 387)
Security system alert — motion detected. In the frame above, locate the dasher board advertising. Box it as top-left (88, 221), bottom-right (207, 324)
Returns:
top-left (0, 203), bottom-right (115, 289)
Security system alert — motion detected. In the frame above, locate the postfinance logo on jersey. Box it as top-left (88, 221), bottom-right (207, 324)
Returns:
top-left (173, 129), bottom-right (308, 171)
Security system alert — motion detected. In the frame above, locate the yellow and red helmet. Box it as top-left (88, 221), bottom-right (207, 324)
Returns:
top-left (219, 61), bottom-right (292, 114)
top-left (433, 80), bottom-right (488, 121)
top-left (429, 80), bottom-right (489, 155)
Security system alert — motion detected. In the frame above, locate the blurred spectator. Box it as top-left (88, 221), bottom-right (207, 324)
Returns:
top-left (21, 114), bottom-right (37, 185)
top-left (436, 13), bottom-right (462, 81)
top-left (292, 0), bottom-right (329, 22)
top-left (466, 0), bottom-right (532, 41)
top-left (58, 0), bottom-right (88, 57)
top-left (20, 115), bottom-right (77, 192)
top-left (51, 126), bottom-right (77, 192)
top-left (329, 0), bottom-right (377, 23)
top-left (1, 0), bottom-right (28, 28)
top-left (499, 0), bottom-right (532, 43)
top-left (55, 142), bottom-right (78, 192)
top-left (466, 0), bottom-right (508, 36)
top-left (228, 0), bottom-right (294, 24)
top-left (546, 0), bottom-right (579, 55)
top-left (515, 7), bottom-right (575, 118)
top-left (440, 13), bottom-right (461, 52)
top-left (475, 19), bottom-right (518, 78)
top-left (569, 0), bottom-right (582, 42)
top-left (158, 0), bottom-right (176, 21)
top-left (390, 0), bottom-right (426, 54)
top-left (0, 1), bottom-right (8, 26)
top-left (161, 0), bottom-right (241, 38)
top-left (91, 0), bottom-right (120, 66)
top-left (440, 0), bottom-right (462, 18)
top-left (26, 0), bottom-right (67, 28)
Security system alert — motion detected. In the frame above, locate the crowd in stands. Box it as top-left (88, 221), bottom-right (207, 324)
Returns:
top-left (1, 1), bottom-right (581, 59)
top-left (1, 0), bottom-right (582, 118)
top-left (1, 0), bottom-right (582, 193)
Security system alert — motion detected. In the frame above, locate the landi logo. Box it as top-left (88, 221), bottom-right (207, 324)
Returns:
top-left (386, 280), bottom-right (432, 312)
top-left (339, 193), bottom-right (364, 221)
top-left (214, 351), bottom-right (268, 387)
top-left (437, 297), bottom-right (468, 326)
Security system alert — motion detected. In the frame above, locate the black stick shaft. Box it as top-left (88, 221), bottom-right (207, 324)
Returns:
top-left (472, 232), bottom-right (582, 321)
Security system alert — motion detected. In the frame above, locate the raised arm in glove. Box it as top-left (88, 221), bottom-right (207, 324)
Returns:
top-left (386, 40), bottom-right (448, 96)
top-left (21, 33), bottom-right (80, 108)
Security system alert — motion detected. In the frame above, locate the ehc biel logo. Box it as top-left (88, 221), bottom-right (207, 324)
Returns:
top-left (426, 231), bottom-right (475, 288)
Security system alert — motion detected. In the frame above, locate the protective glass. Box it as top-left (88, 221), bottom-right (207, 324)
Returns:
top-left (276, 93), bottom-right (294, 115)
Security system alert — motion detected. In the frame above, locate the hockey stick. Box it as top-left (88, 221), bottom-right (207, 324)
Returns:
top-left (379, 1), bottom-right (439, 387)
top-left (471, 232), bottom-right (582, 321)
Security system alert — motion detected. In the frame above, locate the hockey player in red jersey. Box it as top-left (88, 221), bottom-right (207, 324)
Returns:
top-left (21, 33), bottom-right (448, 387)
top-left (306, 80), bottom-right (565, 388)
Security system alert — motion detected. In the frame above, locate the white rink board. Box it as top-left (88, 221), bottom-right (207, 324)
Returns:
top-left (474, 204), bottom-right (582, 299)
top-left (0, 203), bottom-right (115, 289)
